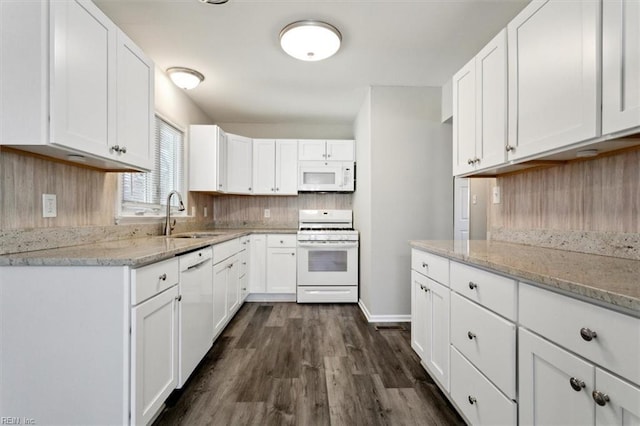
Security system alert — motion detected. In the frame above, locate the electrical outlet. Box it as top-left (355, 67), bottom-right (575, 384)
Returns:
top-left (492, 186), bottom-right (501, 204)
top-left (42, 194), bottom-right (57, 217)
top-left (264, 209), bottom-right (270, 218)
top-left (204, 206), bottom-right (208, 217)
top-left (472, 194), bottom-right (478, 205)
top-left (191, 206), bottom-right (196, 216)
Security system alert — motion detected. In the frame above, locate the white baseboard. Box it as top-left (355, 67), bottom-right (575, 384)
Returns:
top-left (358, 299), bottom-right (411, 323)
top-left (245, 293), bottom-right (296, 302)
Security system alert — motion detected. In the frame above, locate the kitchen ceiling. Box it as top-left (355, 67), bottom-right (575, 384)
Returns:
top-left (95, 0), bottom-right (530, 125)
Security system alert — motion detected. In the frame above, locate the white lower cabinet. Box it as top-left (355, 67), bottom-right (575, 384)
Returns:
top-left (266, 234), bottom-right (297, 294)
top-left (410, 250), bottom-right (450, 391)
top-left (212, 238), bottom-right (243, 338)
top-left (249, 234), bottom-right (267, 293)
top-left (451, 347), bottom-right (517, 426)
top-left (131, 286), bottom-right (179, 426)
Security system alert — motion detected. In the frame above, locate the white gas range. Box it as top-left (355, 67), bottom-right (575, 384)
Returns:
top-left (296, 209), bottom-right (359, 303)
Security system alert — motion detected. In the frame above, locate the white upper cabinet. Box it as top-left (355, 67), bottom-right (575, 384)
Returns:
top-left (115, 31), bottom-right (154, 171)
top-left (0, 0), bottom-right (154, 171)
top-left (252, 139), bottom-right (298, 195)
top-left (189, 125), bottom-right (227, 192)
top-left (453, 58), bottom-right (477, 175)
top-left (453, 29), bottom-right (507, 176)
top-left (226, 133), bottom-right (253, 194)
top-left (299, 139), bottom-right (354, 161)
top-left (507, 0), bottom-right (600, 161)
top-left (602, 0), bottom-right (640, 135)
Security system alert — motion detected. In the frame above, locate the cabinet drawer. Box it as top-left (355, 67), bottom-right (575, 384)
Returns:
top-left (131, 257), bottom-right (179, 305)
top-left (267, 234), bottom-right (297, 248)
top-left (450, 347), bottom-right (517, 426)
top-left (451, 293), bottom-right (516, 398)
top-left (450, 261), bottom-right (517, 321)
top-left (213, 238), bottom-right (241, 264)
top-left (411, 249), bottom-right (449, 286)
top-left (297, 286), bottom-right (358, 303)
top-left (520, 283), bottom-right (640, 386)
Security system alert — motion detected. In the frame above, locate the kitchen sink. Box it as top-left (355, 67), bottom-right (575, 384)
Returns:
top-left (170, 232), bottom-right (228, 239)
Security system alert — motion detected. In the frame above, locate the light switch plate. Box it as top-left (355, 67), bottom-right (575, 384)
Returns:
top-left (43, 194), bottom-right (57, 217)
top-left (264, 209), bottom-right (270, 218)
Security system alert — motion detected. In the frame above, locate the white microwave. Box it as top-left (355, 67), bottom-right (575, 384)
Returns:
top-left (298, 161), bottom-right (355, 192)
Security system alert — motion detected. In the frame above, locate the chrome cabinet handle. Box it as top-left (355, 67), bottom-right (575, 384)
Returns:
top-left (468, 396), bottom-right (477, 405)
top-left (119, 146), bottom-right (127, 154)
top-left (110, 145), bottom-right (120, 153)
top-left (468, 281), bottom-right (477, 290)
top-left (592, 390), bottom-right (610, 406)
top-left (291, 253), bottom-right (295, 256)
top-left (474, 157), bottom-right (480, 164)
top-left (505, 144), bottom-right (515, 152)
top-left (569, 377), bottom-right (586, 392)
top-left (175, 295), bottom-right (182, 302)
top-left (227, 264), bottom-right (233, 269)
top-left (159, 273), bottom-right (167, 281)
top-left (467, 331), bottom-right (476, 340)
top-left (421, 262), bottom-right (428, 269)
top-left (580, 328), bottom-right (597, 341)
top-left (248, 187), bottom-right (252, 191)
top-left (276, 187), bottom-right (280, 191)
top-left (467, 158), bottom-right (474, 165)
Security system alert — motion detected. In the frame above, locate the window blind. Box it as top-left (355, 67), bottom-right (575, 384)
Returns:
top-left (121, 116), bottom-right (184, 214)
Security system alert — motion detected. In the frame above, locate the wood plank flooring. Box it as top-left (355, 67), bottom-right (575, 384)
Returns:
top-left (154, 303), bottom-right (464, 426)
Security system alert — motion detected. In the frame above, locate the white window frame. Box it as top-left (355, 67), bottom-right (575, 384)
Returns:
top-left (115, 113), bottom-right (190, 223)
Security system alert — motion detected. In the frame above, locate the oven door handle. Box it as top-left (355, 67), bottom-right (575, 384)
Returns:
top-left (297, 242), bottom-right (359, 248)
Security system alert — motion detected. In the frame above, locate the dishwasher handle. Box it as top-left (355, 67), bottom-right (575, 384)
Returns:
top-left (183, 258), bottom-right (211, 272)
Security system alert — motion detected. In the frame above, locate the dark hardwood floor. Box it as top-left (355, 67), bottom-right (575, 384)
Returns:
top-left (154, 303), bottom-right (464, 426)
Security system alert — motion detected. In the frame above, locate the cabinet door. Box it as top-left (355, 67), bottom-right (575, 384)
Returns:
top-left (452, 57), bottom-right (477, 175)
top-left (226, 133), bottom-right (252, 194)
top-left (115, 30), bottom-right (153, 171)
top-left (266, 248), bottom-right (296, 293)
top-left (507, 0), bottom-right (600, 160)
top-left (595, 368), bottom-right (640, 426)
top-left (602, 0), bottom-right (640, 135)
top-left (217, 129), bottom-right (228, 192)
top-left (250, 235), bottom-right (267, 293)
top-left (298, 139), bottom-right (326, 160)
top-left (189, 125), bottom-right (222, 192)
top-left (213, 261), bottom-right (229, 336)
top-left (411, 270), bottom-right (429, 359)
top-left (475, 29), bottom-right (507, 170)
top-left (519, 328), bottom-right (595, 426)
top-left (275, 139), bottom-right (298, 195)
top-left (51, 0), bottom-right (116, 157)
top-left (226, 255), bottom-right (240, 315)
top-left (326, 139), bottom-right (354, 161)
top-left (425, 278), bottom-right (450, 392)
top-left (252, 139), bottom-right (276, 195)
top-left (131, 286), bottom-right (179, 426)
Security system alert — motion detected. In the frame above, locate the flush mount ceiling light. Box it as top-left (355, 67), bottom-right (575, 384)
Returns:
top-left (279, 20), bottom-right (342, 62)
top-left (167, 67), bottom-right (205, 90)
top-left (199, 0), bottom-right (229, 4)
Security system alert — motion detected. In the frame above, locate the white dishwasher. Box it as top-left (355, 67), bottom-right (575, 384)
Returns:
top-left (177, 247), bottom-right (213, 388)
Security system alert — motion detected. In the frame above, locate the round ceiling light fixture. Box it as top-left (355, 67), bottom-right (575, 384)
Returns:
top-left (166, 67), bottom-right (205, 90)
top-left (279, 20), bottom-right (342, 62)
top-left (199, 0), bottom-right (229, 4)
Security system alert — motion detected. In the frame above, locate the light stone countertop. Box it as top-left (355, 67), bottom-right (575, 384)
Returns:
top-left (410, 240), bottom-right (640, 315)
top-left (0, 229), bottom-right (297, 268)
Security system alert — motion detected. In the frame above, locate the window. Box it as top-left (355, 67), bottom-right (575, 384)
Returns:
top-left (121, 115), bottom-right (185, 216)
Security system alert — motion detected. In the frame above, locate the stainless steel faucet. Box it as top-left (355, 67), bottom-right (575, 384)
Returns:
top-left (164, 190), bottom-right (186, 236)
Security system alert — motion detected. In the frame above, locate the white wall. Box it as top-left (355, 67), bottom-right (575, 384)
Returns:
top-left (355, 86), bottom-right (453, 319)
top-left (353, 89), bottom-right (372, 314)
top-left (216, 123), bottom-right (353, 139)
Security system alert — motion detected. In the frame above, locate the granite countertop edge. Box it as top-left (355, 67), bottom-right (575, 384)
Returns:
top-left (0, 228), bottom-right (297, 268)
top-left (410, 240), bottom-right (640, 315)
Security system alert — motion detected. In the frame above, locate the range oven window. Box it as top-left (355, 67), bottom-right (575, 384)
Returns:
top-left (308, 250), bottom-right (348, 272)
top-left (303, 171), bottom-right (336, 185)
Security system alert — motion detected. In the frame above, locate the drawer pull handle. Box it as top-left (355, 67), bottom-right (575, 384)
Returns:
top-left (592, 390), bottom-right (610, 406)
top-left (468, 281), bottom-right (477, 290)
top-left (468, 396), bottom-right (477, 405)
top-left (467, 331), bottom-right (476, 340)
top-left (421, 262), bottom-right (428, 269)
top-left (419, 284), bottom-right (425, 291)
top-left (580, 328), bottom-right (597, 341)
top-left (569, 377), bottom-right (586, 392)
top-left (159, 273), bottom-right (167, 281)
top-left (175, 295), bottom-right (182, 302)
